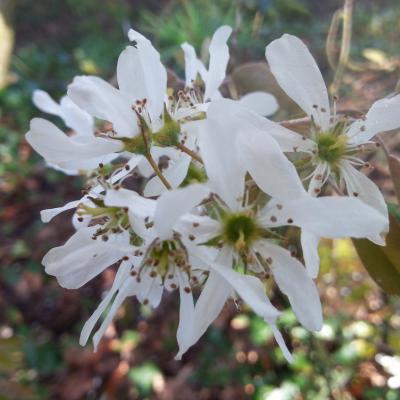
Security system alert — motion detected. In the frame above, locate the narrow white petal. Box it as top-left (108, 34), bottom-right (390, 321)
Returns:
top-left (154, 184), bottom-right (210, 240)
top-left (261, 195), bottom-right (387, 244)
top-left (68, 76), bottom-right (138, 138)
top-left (43, 227), bottom-right (130, 289)
top-left (197, 100), bottom-right (246, 209)
top-left (80, 261), bottom-right (131, 346)
top-left (256, 241), bottom-right (322, 331)
top-left (40, 200), bottom-right (80, 223)
top-left (33, 90), bottom-right (61, 115)
top-left (238, 91), bottom-right (279, 117)
top-left (238, 126), bottom-right (306, 200)
top-left (341, 161), bottom-right (389, 236)
top-left (301, 230), bottom-right (321, 279)
top-left (347, 94), bottom-right (400, 144)
top-left (25, 118), bottom-right (122, 166)
top-left (92, 278), bottom-right (138, 351)
top-left (265, 34), bottom-right (330, 130)
top-left (175, 269), bottom-right (195, 360)
top-left (204, 26), bottom-right (232, 101)
top-left (181, 42), bottom-right (198, 87)
top-left (117, 37), bottom-right (167, 122)
top-left (59, 96), bottom-right (94, 138)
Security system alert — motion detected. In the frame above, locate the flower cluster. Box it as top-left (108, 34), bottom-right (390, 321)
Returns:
top-left (27, 27), bottom-right (399, 361)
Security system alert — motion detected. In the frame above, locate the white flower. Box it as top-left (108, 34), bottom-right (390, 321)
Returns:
top-left (263, 34), bottom-right (398, 275)
top-left (176, 99), bottom-right (388, 358)
top-left (71, 184), bottom-right (211, 355)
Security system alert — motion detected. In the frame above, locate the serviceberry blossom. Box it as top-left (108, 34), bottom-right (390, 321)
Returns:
top-left (261, 34), bottom-right (398, 276)
top-left (175, 100), bottom-right (387, 359)
top-left (25, 27), bottom-right (392, 362)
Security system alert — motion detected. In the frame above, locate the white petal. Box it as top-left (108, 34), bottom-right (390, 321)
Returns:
top-left (261, 195), bottom-right (387, 244)
top-left (197, 101), bottom-right (246, 209)
top-left (68, 76), bottom-right (138, 138)
top-left (176, 214), bottom-right (220, 244)
top-left (175, 269), bottom-right (195, 360)
top-left (186, 247), bottom-right (233, 354)
top-left (154, 184), bottom-right (210, 240)
top-left (238, 91), bottom-right (279, 117)
top-left (117, 37), bottom-right (167, 122)
top-left (346, 94), bottom-right (400, 145)
top-left (341, 161), bottom-right (389, 235)
top-left (204, 26), bottom-right (232, 101)
top-left (43, 227), bottom-right (130, 289)
top-left (80, 261), bottom-right (131, 346)
top-left (33, 90), bottom-right (61, 115)
top-left (40, 200), bottom-right (80, 223)
top-left (238, 126), bottom-right (306, 200)
top-left (181, 42), bottom-right (198, 87)
top-left (25, 118), bottom-right (122, 166)
top-left (301, 230), bottom-right (321, 279)
top-left (92, 277), bottom-right (138, 351)
top-left (104, 188), bottom-right (156, 239)
top-left (256, 241), bottom-right (322, 331)
top-left (59, 96), bottom-right (94, 138)
top-left (265, 34), bottom-right (330, 130)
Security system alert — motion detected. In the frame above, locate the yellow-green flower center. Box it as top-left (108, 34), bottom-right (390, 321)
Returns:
top-left (221, 212), bottom-right (260, 252)
top-left (316, 132), bottom-right (348, 165)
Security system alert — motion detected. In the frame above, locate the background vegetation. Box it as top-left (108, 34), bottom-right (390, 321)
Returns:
top-left (1, 0), bottom-right (400, 399)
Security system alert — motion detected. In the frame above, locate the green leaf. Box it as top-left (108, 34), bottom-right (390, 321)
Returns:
top-left (353, 213), bottom-right (400, 295)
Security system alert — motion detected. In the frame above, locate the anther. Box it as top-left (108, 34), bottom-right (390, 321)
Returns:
top-left (189, 234), bottom-right (195, 241)
top-left (270, 215), bottom-right (277, 223)
top-left (320, 107), bottom-right (327, 112)
top-left (312, 104), bottom-right (318, 109)
top-left (167, 274), bottom-right (174, 279)
top-left (170, 283), bottom-right (177, 289)
top-left (125, 164), bottom-right (130, 171)
top-left (314, 188), bottom-right (321, 194)
top-left (287, 218), bottom-right (293, 224)
top-left (149, 271), bottom-right (157, 278)
top-left (102, 235), bottom-right (109, 241)
top-left (143, 299), bottom-right (149, 305)
top-left (98, 163), bottom-right (104, 168)
top-left (360, 126), bottom-right (366, 132)
top-left (184, 287), bottom-right (191, 293)
top-left (276, 204), bottom-right (283, 210)
top-left (353, 192), bottom-right (359, 197)
top-left (315, 174), bottom-right (323, 181)
top-left (192, 222), bottom-right (199, 228)
top-left (77, 217), bottom-right (83, 222)
top-left (266, 257), bottom-right (273, 265)
top-left (131, 270), bottom-right (137, 276)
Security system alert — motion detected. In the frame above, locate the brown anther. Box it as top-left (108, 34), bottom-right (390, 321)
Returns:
top-left (192, 222), bottom-right (199, 228)
top-left (277, 204), bottom-right (283, 210)
top-left (287, 218), bottom-right (293, 224)
top-left (184, 287), bottom-right (191, 293)
top-left (290, 250), bottom-right (297, 257)
top-left (167, 274), bottom-right (174, 279)
top-left (136, 276), bottom-right (141, 282)
top-left (131, 270), bottom-right (137, 276)
top-left (266, 257), bottom-right (273, 265)
top-left (302, 136), bottom-right (307, 141)
top-left (312, 104), bottom-right (318, 109)
top-left (125, 164), bottom-right (130, 171)
top-left (360, 126), bottom-right (366, 132)
top-left (144, 216), bottom-right (149, 223)
top-left (136, 100), bottom-right (141, 105)
top-left (123, 207), bottom-right (129, 212)
top-left (139, 251), bottom-right (143, 256)
top-left (314, 188), bottom-right (321, 194)
top-left (189, 234), bottom-right (195, 241)
top-left (98, 163), bottom-right (104, 168)
top-left (142, 98), bottom-right (147, 104)
top-left (143, 299), bottom-right (149, 305)
top-left (170, 283), bottom-right (177, 289)
top-left (353, 192), bottom-right (359, 197)
top-left (78, 217), bottom-right (84, 222)
top-left (320, 107), bottom-right (327, 112)
top-left (375, 142), bottom-right (381, 147)
top-left (315, 174), bottom-right (323, 181)
top-left (122, 256), bottom-right (129, 261)
top-left (270, 215), bottom-right (277, 223)
top-left (102, 235), bottom-right (109, 241)
top-left (149, 271), bottom-right (157, 278)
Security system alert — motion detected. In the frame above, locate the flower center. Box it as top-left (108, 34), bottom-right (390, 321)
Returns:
top-left (316, 131), bottom-right (348, 165)
top-left (221, 212), bottom-right (260, 252)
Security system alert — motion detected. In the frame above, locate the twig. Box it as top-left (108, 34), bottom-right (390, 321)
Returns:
top-left (176, 143), bottom-right (203, 164)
